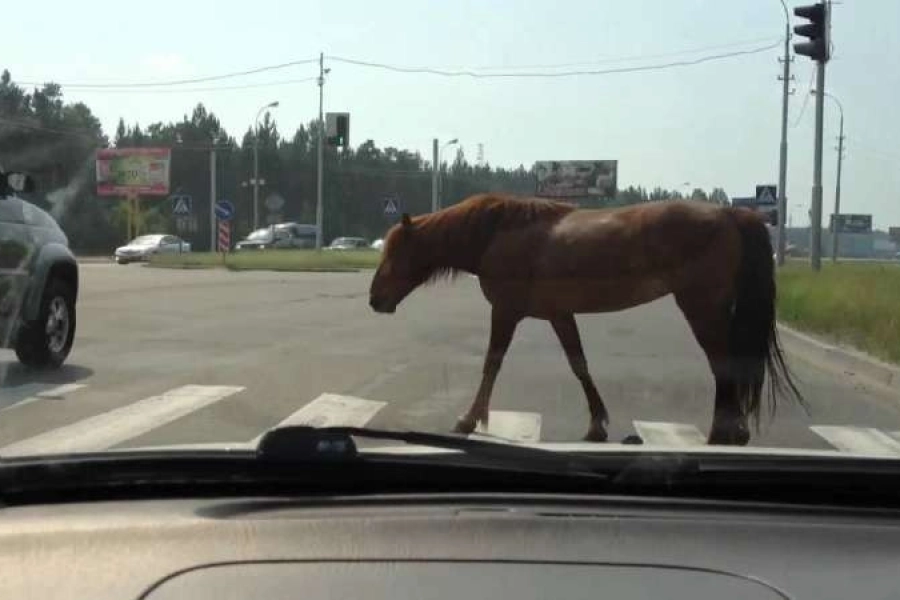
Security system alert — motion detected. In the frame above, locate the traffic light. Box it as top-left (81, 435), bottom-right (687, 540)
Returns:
top-left (325, 112), bottom-right (350, 147)
top-left (793, 3), bottom-right (829, 62)
top-left (335, 114), bottom-right (349, 147)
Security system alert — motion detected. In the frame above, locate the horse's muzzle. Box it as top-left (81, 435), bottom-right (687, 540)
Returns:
top-left (369, 295), bottom-right (396, 314)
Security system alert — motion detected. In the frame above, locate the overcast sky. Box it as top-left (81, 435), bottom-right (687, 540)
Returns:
top-left (5, 0), bottom-right (899, 228)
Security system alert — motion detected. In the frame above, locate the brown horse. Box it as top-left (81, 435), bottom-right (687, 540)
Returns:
top-left (369, 193), bottom-right (804, 445)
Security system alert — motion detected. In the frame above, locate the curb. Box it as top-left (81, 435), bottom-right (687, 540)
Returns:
top-left (777, 322), bottom-right (900, 390)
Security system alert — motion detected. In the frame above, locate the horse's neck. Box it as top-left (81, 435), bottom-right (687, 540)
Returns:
top-left (419, 211), bottom-right (491, 275)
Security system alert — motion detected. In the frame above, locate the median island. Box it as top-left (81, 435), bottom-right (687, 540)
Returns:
top-left (776, 262), bottom-right (900, 364)
top-left (147, 250), bottom-right (381, 272)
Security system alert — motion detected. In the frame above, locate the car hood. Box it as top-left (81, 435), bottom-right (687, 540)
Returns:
top-left (104, 437), bottom-right (878, 461)
top-left (116, 244), bottom-right (154, 252)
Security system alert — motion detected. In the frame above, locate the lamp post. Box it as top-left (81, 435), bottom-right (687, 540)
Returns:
top-left (253, 100), bottom-right (279, 230)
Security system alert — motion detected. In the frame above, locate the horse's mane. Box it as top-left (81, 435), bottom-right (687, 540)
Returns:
top-left (411, 193), bottom-right (574, 282)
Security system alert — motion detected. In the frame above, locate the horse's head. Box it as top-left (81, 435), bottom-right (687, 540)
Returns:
top-left (369, 213), bottom-right (430, 314)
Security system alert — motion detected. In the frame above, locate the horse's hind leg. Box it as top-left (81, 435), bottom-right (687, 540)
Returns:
top-left (453, 308), bottom-right (521, 435)
top-left (550, 314), bottom-right (609, 442)
top-left (675, 293), bottom-right (749, 446)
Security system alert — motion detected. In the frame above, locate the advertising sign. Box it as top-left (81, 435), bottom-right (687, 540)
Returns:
top-left (830, 214), bottom-right (872, 234)
top-left (534, 160), bottom-right (617, 199)
top-left (96, 148), bottom-right (171, 196)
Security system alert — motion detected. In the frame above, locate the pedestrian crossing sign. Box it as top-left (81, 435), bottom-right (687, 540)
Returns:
top-left (383, 197), bottom-right (399, 215)
top-left (171, 194), bottom-right (192, 216)
top-left (755, 185), bottom-right (777, 206)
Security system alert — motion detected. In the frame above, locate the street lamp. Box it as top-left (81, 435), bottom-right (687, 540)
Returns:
top-left (438, 138), bottom-right (459, 210)
top-left (812, 90), bottom-right (845, 262)
top-left (253, 100), bottom-right (279, 230)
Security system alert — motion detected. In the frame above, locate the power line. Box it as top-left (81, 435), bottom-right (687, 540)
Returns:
top-left (69, 76), bottom-right (319, 95)
top-left (430, 36), bottom-right (783, 71)
top-left (0, 117), bottom-right (102, 142)
top-left (791, 65), bottom-right (816, 127)
top-left (18, 59), bottom-right (318, 89)
top-left (327, 41), bottom-right (782, 78)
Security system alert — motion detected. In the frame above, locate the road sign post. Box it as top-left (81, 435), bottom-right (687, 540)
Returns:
top-left (217, 220), bottom-right (231, 255)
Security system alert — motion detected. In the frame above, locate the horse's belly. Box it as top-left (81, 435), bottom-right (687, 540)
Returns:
top-left (526, 276), bottom-right (671, 317)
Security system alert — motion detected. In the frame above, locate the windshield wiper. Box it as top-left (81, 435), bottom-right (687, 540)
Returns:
top-left (256, 425), bottom-right (606, 479)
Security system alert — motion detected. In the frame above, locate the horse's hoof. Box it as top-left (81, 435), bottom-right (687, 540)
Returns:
top-left (707, 423), bottom-right (750, 446)
top-left (582, 423), bottom-right (608, 443)
top-left (621, 434), bottom-right (643, 445)
top-left (453, 416), bottom-right (477, 435)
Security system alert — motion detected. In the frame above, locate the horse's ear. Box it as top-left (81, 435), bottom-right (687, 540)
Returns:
top-left (401, 213), bottom-right (413, 230)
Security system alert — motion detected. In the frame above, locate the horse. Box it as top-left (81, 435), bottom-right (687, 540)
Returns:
top-left (368, 192), bottom-right (804, 445)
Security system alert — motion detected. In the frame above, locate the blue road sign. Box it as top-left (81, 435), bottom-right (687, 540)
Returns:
top-left (214, 199), bottom-right (235, 221)
top-left (755, 185), bottom-right (777, 206)
top-left (383, 196), bottom-right (400, 215)
top-left (171, 194), bottom-right (192, 216)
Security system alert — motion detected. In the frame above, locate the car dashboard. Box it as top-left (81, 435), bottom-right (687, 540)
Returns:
top-left (0, 492), bottom-right (897, 599)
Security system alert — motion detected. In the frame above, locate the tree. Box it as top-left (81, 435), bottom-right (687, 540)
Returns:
top-left (690, 188), bottom-right (709, 203)
top-left (709, 187), bottom-right (729, 206)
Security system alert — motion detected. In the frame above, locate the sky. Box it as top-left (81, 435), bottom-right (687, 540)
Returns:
top-left (4, 0), bottom-right (899, 228)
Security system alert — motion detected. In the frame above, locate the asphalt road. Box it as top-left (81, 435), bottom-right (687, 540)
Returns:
top-left (2, 262), bottom-right (900, 455)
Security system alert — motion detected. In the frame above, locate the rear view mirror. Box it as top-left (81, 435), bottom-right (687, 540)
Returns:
top-left (6, 172), bottom-right (35, 193)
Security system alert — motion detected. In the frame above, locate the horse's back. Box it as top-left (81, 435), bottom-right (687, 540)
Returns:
top-left (493, 201), bottom-right (741, 316)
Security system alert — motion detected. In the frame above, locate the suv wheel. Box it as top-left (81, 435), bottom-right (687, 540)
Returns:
top-left (15, 279), bottom-right (76, 369)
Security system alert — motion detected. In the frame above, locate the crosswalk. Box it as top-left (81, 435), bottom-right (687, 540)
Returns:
top-left (2, 382), bottom-right (900, 457)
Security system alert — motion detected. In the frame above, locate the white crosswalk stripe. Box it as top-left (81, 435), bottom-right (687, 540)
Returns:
top-left (7, 379), bottom-right (900, 456)
top-left (474, 411), bottom-right (542, 443)
top-left (0, 383), bottom-right (87, 413)
top-left (0, 385), bottom-right (244, 457)
top-left (809, 425), bottom-right (900, 457)
top-left (633, 420), bottom-right (706, 447)
top-left (251, 393), bottom-right (387, 443)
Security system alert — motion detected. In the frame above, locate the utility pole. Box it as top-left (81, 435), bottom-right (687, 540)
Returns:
top-left (792, 1), bottom-right (830, 271)
top-left (831, 102), bottom-right (844, 262)
top-left (209, 146), bottom-right (217, 252)
top-left (315, 52), bottom-right (325, 250)
top-left (431, 138), bottom-right (438, 213)
top-left (776, 7), bottom-right (792, 267)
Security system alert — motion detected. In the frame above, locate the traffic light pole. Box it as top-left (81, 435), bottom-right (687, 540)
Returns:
top-left (776, 22), bottom-right (791, 267)
top-left (809, 59), bottom-right (825, 271)
top-left (316, 52), bottom-right (324, 250)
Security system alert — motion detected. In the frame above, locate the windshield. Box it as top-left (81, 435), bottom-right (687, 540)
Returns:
top-left (245, 229), bottom-right (274, 241)
top-left (2, 2), bottom-right (900, 475)
top-left (130, 235), bottom-right (163, 246)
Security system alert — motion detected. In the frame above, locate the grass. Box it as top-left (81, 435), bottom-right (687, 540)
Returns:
top-left (777, 262), bottom-right (900, 364)
top-left (147, 249), bottom-right (381, 272)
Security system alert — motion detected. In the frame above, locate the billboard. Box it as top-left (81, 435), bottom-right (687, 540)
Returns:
top-left (96, 148), bottom-right (171, 196)
top-left (534, 160), bottom-right (617, 199)
top-left (830, 213), bottom-right (872, 234)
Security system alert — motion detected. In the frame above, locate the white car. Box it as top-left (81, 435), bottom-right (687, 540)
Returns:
top-left (371, 238), bottom-right (384, 251)
top-left (115, 234), bottom-right (191, 264)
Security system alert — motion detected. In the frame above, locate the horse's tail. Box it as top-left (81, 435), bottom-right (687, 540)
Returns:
top-left (729, 209), bottom-right (806, 428)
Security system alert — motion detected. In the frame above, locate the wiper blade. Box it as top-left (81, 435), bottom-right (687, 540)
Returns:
top-left (257, 425), bottom-right (606, 479)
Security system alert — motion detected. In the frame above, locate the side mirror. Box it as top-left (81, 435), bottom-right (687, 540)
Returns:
top-left (6, 173), bottom-right (35, 194)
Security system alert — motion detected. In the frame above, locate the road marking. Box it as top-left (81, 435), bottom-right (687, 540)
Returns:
top-left (633, 420), bottom-right (706, 447)
top-left (474, 411), bottom-right (542, 443)
top-left (810, 426), bottom-right (900, 457)
top-left (252, 393), bottom-right (387, 442)
top-left (0, 383), bottom-right (88, 413)
top-left (0, 385), bottom-right (244, 457)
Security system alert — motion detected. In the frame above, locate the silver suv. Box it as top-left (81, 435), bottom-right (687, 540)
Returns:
top-left (0, 171), bottom-right (78, 368)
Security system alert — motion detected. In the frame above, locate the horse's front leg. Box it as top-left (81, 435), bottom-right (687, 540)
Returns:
top-left (454, 308), bottom-right (521, 435)
top-left (550, 314), bottom-right (609, 442)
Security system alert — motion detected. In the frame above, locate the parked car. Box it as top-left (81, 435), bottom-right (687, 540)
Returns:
top-left (235, 223), bottom-right (318, 251)
top-left (115, 234), bottom-right (190, 264)
top-left (0, 170), bottom-right (78, 368)
top-left (326, 236), bottom-right (369, 250)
